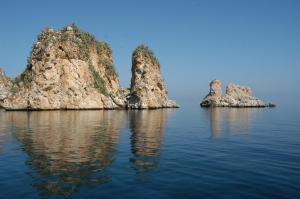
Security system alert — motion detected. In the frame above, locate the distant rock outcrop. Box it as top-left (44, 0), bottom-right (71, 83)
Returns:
top-left (127, 45), bottom-right (178, 109)
top-left (0, 24), bottom-right (178, 110)
top-left (201, 80), bottom-right (270, 107)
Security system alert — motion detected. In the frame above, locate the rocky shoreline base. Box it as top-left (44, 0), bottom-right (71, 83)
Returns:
top-left (200, 80), bottom-right (276, 108)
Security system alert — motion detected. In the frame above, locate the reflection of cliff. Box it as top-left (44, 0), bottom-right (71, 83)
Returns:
top-left (227, 108), bottom-right (255, 135)
top-left (0, 108), bottom-right (26, 154)
top-left (4, 111), bottom-right (126, 198)
top-left (129, 109), bottom-right (170, 172)
top-left (209, 108), bottom-right (223, 138)
top-left (207, 108), bottom-right (256, 138)
top-left (0, 109), bottom-right (6, 153)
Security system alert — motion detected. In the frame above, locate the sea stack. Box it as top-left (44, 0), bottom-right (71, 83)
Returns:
top-left (2, 24), bottom-right (127, 110)
top-left (0, 24), bottom-right (178, 110)
top-left (128, 45), bottom-right (179, 109)
top-left (200, 80), bottom-right (271, 107)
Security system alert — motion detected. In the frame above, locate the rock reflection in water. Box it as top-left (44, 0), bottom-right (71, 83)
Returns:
top-left (0, 109), bottom-right (6, 153)
top-left (129, 109), bottom-right (170, 172)
top-left (206, 108), bottom-right (257, 138)
top-left (3, 110), bottom-right (127, 198)
top-left (209, 108), bottom-right (223, 138)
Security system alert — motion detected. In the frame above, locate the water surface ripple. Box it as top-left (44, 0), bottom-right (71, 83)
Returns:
top-left (0, 106), bottom-right (299, 199)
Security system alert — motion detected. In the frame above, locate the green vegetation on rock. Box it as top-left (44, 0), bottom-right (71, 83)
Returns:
top-left (10, 85), bottom-right (19, 94)
top-left (14, 67), bottom-right (32, 87)
top-left (63, 23), bottom-right (112, 61)
top-left (99, 59), bottom-right (118, 77)
top-left (28, 23), bottom-right (114, 62)
top-left (68, 24), bottom-right (96, 60)
top-left (88, 63), bottom-right (108, 96)
top-left (96, 41), bottom-right (111, 55)
top-left (26, 28), bottom-right (55, 67)
top-left (14, 23), bottom-right (117, 94)
top-left (132, 44), bottom-right (160, 66)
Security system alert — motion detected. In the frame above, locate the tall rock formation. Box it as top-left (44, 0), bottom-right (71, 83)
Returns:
top-left (128, 45), bottom-right (179, 109)
top-left (200, 79), bottom-right (222, 107)
top-left (209, 79), bottom-right (222, 97)
top-left (201, 80), bottom-right (268, 107)
top-left (0, 69), bottom-right (12, 107)
top-left (2, 24), bottom-right (127, 110)
top-left (0, 25), bottom-right (179, 110)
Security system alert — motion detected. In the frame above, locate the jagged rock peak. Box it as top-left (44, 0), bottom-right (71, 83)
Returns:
top-left (200, 80), bottom-right (273, 108)
top-left (0, 68), bottom-right (7, 81)
top-left (29, 23), bottom-right (115, 73)
top-left (128, 44), bottom-right (179, 109)
top-left (0, 68), bottom-right (12, 87)
top-left (2, 24), bottom-right (125, 110)
top-left (226, 83), bottom-right (252, 97)
top-left (132, 44), bottom-right (160, 67)
top-left (209, 79), bottom-right (222, 97)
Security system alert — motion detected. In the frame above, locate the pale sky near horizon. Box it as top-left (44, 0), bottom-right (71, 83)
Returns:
top-left (0, 0), bottom-right (299, 104)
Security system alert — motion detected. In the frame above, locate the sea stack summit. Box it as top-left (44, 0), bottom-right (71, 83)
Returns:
top-left (0, 24), bottom-right (179, 110)
top-left (128, 45), bottom-right (178, 109)
top-left (200, 79), bottom-right (275, 107)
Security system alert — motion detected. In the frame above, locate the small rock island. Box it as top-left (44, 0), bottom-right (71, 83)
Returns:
top-left (201, 80), bottom-right (275, 108)
top-left (0, 24), bottom-right (179, 110)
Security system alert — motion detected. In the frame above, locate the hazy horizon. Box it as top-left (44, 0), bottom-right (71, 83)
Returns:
top-left (0, 0), bottom-right (299, 104)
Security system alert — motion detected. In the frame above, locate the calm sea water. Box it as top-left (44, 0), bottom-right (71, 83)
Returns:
top-left (0, 104), bottom-right (299, 199)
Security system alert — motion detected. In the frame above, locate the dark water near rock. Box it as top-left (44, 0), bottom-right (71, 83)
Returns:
top-left (0, 105), bottom-right (299, 199)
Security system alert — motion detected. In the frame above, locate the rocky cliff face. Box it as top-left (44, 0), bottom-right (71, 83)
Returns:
top-left (128, 45), bottom-right (178, 109)
top-left (201, 80), bottom-right (267, 107)
top-left (0, 69), bottom-right (12, 107)
top-left (2, 24), bottom-right (127, 110)
top-left (0, 25), bottom-right (178, 110)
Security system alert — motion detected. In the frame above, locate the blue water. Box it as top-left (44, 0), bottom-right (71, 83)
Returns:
top-left (0, 105), bottom-right (299, 199)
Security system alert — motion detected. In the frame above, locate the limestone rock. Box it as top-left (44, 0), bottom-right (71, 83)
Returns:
top-left (0, 69), bottom-right (12, 107)
top-left (201, 80), bottom-right (269, 107)
top-left (2, 24), bottom-right (125, 110)
top-left (128, 45), bottom-right (179, 109)
top-left (200, 79), bottom-right (222, 107)
top-left (210, 79), bottom-right (222, 97)
top-left (1, 25), bottom-right (179, 110)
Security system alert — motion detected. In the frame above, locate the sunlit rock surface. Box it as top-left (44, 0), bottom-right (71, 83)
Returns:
top-left (201, 80), bottom-right (270, 107)
top-left (128, 45), bottom-right (179, 109)
top-left (0, 69), bottom-right (12, 107)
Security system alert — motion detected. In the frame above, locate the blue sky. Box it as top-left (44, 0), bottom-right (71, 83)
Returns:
top-left (0, 0), bottom-right (299, 104)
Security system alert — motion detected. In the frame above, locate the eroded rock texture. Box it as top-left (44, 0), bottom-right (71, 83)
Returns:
top-left (0, 25), bottom-right (178, 110)
top-left (128, 45), bottom-right (179, 109)
top-left (0, 69), bottom-right (12, 107)
top-left (2, 24), bottom-right (126, 110)
top-left (201, 80), bottom-right (267, 107)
